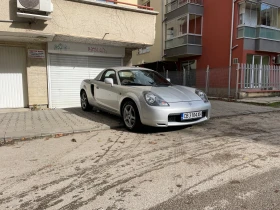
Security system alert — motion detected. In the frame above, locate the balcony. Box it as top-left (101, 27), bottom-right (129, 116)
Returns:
top-left (165, 0), bottom-right (204, 22)
top-left (164, 34), bottom-right (202, 57)
top-left (165, 0), bottom-right (203, 13)
top-left (165, 34), bottom-right (202, 49)
top-left (238, 26), bottom-right (280, 40)
top-left (238, 26), bottom-right (280, 53)
top-left (96, 0), bottom-right (154, 10)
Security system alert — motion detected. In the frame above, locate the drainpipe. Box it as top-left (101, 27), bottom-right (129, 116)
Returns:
top-left (161, 0), bottom-right (165, 61)
top-left (228, 0), bottom-right (236, 98)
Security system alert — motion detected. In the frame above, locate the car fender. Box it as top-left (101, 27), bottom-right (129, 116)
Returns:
top-left (80, 80), bottom-right (90, 92)
top-left (119, 92), bottom-right (142, 118)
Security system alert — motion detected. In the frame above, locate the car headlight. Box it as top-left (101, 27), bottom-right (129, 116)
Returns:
top-left (143, 91), bottom-right (169, 106)
top-left (195, 89), bottom-right (209, 103)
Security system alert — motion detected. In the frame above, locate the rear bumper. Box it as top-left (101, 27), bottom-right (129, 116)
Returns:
top-left (139, 100), bottom-right (211, 127)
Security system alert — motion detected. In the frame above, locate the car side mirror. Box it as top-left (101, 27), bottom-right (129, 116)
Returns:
top-left (104, 78), bottom-right (114, 86)
top-left (166, 78), bottom-right (171, 82)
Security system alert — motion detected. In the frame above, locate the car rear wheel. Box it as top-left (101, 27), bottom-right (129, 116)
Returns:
top-left (122, 101), bottom-right (141, 131)
top-left (81, 91), bottom-right (92, 111)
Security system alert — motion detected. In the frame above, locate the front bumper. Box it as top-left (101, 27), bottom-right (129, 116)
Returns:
top-left (139, 100), bottom-right (211, 127)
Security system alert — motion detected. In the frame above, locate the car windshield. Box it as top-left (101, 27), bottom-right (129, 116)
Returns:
top-left (118, 69), bottom-right (172, 86)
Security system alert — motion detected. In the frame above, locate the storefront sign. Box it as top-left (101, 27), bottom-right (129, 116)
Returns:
top-left (48, 42), bottom-right (125, 58)
top-left (88, 46), bottom-right (107, 54)
top-left (28, 49), bottom-right (45, 58)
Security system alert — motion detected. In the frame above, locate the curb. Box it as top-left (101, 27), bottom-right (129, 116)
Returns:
top-left (0, 124), bottom-right (124, 146)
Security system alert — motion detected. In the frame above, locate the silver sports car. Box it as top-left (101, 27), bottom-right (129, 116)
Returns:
top-left (80, 67), bottom-right (211, 131)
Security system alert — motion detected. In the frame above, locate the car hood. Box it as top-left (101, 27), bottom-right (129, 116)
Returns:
top-left (130, 85), bottom-right (202, 103)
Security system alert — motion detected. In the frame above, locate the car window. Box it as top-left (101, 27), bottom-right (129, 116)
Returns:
top-left (118, 69), bottom-right (171, 86)
top-left (100, 70), bottom-right (118, 84)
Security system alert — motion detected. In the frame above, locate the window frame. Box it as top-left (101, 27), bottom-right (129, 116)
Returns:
top-left (259, 3), bottom-right (279, 28)
top-left (165, 14), bottom-right (202, 41)
top-left (99, 69), bottom-right (118, 85)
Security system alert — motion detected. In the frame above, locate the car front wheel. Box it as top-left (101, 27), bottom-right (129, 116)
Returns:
top-left (81, 91), bottom-right (92, 111)
top-left (122, 101), bottom-right (141, 131)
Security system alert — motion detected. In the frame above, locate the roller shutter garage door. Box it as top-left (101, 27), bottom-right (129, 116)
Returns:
top-left (0, 46), bottom-right (28, 108)
top-left (49, 54), bottom-right (122, 108)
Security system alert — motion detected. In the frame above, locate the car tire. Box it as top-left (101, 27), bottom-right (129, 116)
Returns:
top-left (81, 90), bottom-right (93, 111)
top-left (122, 101), bottom-right (142, 132)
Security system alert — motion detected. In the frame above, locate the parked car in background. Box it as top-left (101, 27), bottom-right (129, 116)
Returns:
top-left (80, 67), bottom-right (211, 131)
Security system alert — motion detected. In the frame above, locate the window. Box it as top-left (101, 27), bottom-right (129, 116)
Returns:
top-left (165, 0), bottom-right (178, 13)
top-left (178, 16), bottom-right (188, 35)
top-left (118, 70), bottom-right (171, 86)
top-left (245, 54), bottom-right (270, 88)
top-left (259, 3), bottom-right (279, 28)
top-left (166, 16), bottom-right (188, 40)
top-left (239, 2), bottom-right (258, 27)
top-left (100, 70), bottom-right (118, 84)
top-left (189, 14), bottom-right (202, 34)
top-left (247, 54), bottom-right (270, 65)
top-left (143, 1), bottom-right (150, 7)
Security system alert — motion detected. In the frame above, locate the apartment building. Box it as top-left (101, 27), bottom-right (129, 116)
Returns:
top-left (0, 0), bottom-right (157, 109)
top-left (132, 0), bottom-right (280, 90)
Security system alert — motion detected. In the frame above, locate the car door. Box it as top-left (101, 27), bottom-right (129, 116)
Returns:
top-left (95, 69), bottom-right (120, 113)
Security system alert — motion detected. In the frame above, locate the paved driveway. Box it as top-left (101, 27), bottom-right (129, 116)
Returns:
top-left (1, 111), bottom-right (280, 209)
top-left (0, 100), bottom-right (279, 143)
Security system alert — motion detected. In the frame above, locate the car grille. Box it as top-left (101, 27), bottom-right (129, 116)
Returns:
top-left (168, 111), bottom-right (207, 123)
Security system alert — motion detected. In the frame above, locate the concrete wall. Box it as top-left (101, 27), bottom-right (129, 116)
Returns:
top-left (26, 43), bottom-right (48, 106)
top-left (132, 0), bottom-right (163, 65)
top-left (121, 0), bottom-right (138, 4)
top-left (0, 0), bottom-right (157, 47)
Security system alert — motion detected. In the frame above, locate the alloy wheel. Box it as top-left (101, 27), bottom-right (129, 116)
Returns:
top-left (123, 104), bottom-right (136, 128)
top-left (81, 92), bottom-right (88, 110)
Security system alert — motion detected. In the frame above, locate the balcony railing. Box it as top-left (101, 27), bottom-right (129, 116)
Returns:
top-left (165, 34), bottom-right (202, 49)
top-left (238, 26), bottom-right (280, 41)
top-left (165, 0), bottom-right (203, 13)
top-left (97, 0), bottom-right (154, 10)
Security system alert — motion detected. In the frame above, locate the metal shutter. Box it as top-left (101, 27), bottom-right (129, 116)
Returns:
top-left (49, 54), bottom-right (121, 108)
top-left (0, 46), bottom-right (28, 108)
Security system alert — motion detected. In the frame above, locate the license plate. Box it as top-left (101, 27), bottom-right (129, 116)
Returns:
top-left (181, 111), bottom-right (202, 120)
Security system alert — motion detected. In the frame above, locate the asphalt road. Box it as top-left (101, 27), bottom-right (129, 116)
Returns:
top-left (1, 109), bottom-right (280, 210)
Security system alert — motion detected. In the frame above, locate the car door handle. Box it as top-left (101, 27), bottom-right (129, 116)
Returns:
top-left (96, 86), bottom-right (99, 89)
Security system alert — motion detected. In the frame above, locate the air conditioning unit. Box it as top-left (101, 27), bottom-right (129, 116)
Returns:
top-left (17, 0), bottom-right (53, 20)
top-left (276, 55), bottom-right (280, 65)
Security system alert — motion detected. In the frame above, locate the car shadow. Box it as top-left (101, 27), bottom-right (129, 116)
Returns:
top-left (62, 107), bottom-right (124, 129)
top-left (135, 125), bottom-right (192, 134)
top-left (63, 107), bottom-right (191, 133)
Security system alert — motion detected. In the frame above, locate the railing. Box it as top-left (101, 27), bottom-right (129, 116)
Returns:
top-left (165, 0), bottom-right (203, 13)
top-left (158, 66), bottom-right (236, 98)
top-left (100, 0), bottom-right (154, 10)
top-left (238, 26), bottom-right (280, 41)
top-left (258, 27), bottom-right (280, 40)
top-left (238, 64), bottom-right (280, 90)
top-left (165, 34), bottom-right (202, 49)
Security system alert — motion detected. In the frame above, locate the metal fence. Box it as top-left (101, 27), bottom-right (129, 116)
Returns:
top-left (160, 66), bottom-right (237, 98)
top-left (160, 64), bottom-right (280, 99)
top-left (237, 64), bottom-right (280, 90)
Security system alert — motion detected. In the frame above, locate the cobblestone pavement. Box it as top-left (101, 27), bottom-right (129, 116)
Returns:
top-left (1, 111), bottom-right (280, 209)
top-left (0, 100), bottom-right (279, 143)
